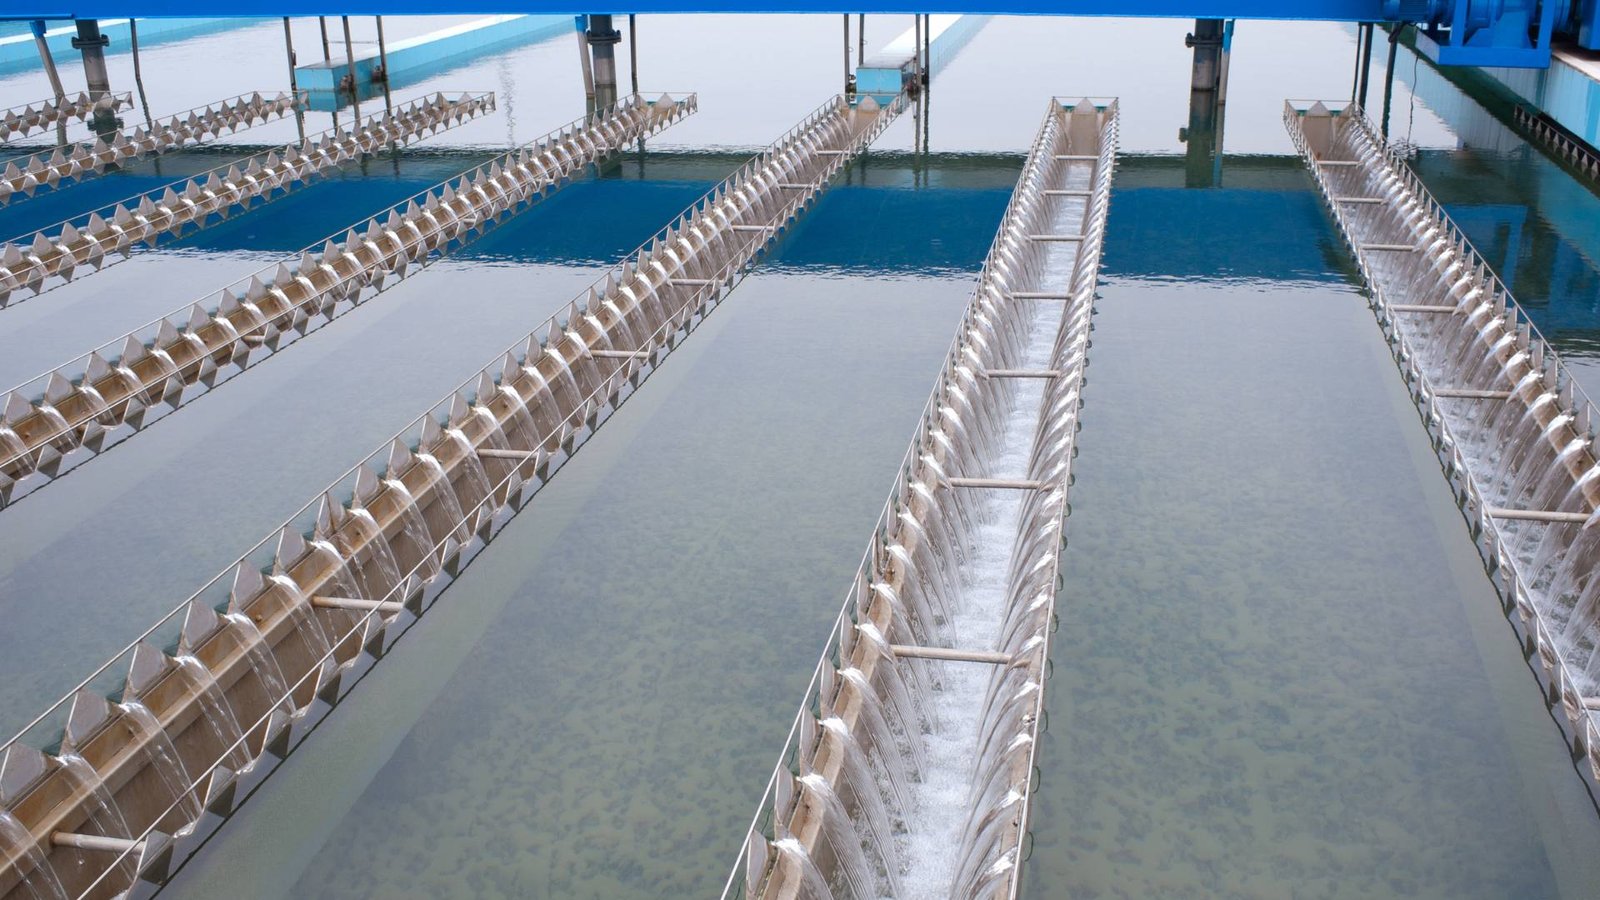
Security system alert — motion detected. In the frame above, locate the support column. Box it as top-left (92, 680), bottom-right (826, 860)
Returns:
top-left (1381, 22), bottom-right (1401, 138)
top-left (30, 20), bottom-right (65, 104)
top-left (1181, 19), bottom-right (1229, 188)
top-left (586, 14), bottom-right (621, 113)
top-left (72, 19), bottom-right (118, 137)
top-left (1357, 22), bottom-right (1375, 109)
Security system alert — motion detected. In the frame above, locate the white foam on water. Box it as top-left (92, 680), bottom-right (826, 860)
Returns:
top-left (893, 298), bottom-right (1058, 898)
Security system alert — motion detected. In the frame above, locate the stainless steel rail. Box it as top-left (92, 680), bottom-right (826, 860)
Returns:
top-left (0, 92), bottom-right (902, 900)
top-left (0, 91), bottom-right (496, 309)
top-left (720, 96), bottom-right (1117, 900)
top-left (0, 91), bottom-right (306, 206)
top-left (1287, 98), bottom-right (1600, 797)
top-left (0, 93), bottom-right (132, 143)
top-left (0, 93), bottom-right (697, 512)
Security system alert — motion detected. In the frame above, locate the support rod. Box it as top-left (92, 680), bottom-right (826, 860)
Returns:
top-left (843, 13), bottom-right (851, 95)
top-left (477, 448), bottom-right (537, 461)
top-left (628, 13), bottom-right (639, 96)
top-left (51, 832), bottom-right (144, 854)
top-left (73, 19), bottom-right (117, 136)
top-left (30, 20), bottom-right (66, 105)
top-left (1387, 304), bottom-right (1456, 312)
top-left (1381, 21), bottom-right (1399, 137)
top-left (1357, 21), bottom-right (1374, 109)
top-left (130, 18), bottom-right (154, 129)
top-left (1010, 291), bottom-right (1072, 300)
top-left (946, 477), bottom-right (1049, 490)
top-left (587, 349), bottom-right (652, 359)
top-left (576, 20), bottom-right (595, 109)
top-left (890, 645), bottom-right (1012, 664)
top-left (318, 15), bottom-right (331, 62)
top-left (341, 15), bottom-right (361, 121)
top-left (375, 15), bottom-right (393, 113)
top-left (981, 369), bottom-right (1063, 378)
top-left (1433, 388), bottom-right (1513, 399)
top-left (587, 14), bottom-right (621, 112)
top-left (1486, 507), bottom-right (1591, 524)
top-left (311, 596), bottom-right (405, 614)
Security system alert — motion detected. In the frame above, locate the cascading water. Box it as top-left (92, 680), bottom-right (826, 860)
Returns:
top-left (115, 702), bottom-right (201, 822)
top-left (0, 810), bottom-right (65, 900)
top-left (729, 98), bottom-right (1116, 900)
top-left (172, 657), bottom-right (250, 770)
top-left (1287, 99), bottom-right (1600, 789)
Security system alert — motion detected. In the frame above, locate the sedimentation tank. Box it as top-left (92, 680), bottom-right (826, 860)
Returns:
top-left (2, 6), bottom-right (1600, 899)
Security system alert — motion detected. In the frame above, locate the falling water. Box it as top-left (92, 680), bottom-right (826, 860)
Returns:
top-left (224, 613), bottom-right (292, 714)
top-left (340, 508), bottom-right (405, 600)
top-left (173, 656), bottom-right (251, 770)
top-left (53, 754), bottom-right (136, 881)
top-left (797, 773), bottom-right (881, 900)
top-left (379, 478), bottom-right (442, 580)
top-left (773, 837), bottom-right (834, 900)
top-left (269, 571), bottom-right (335, 654)
top-left (413, 452), bottom-right (469, 545)
top-left (115, 702), bottom-right (201, 821)
top-left (0, 809), bottom-right (66, 900)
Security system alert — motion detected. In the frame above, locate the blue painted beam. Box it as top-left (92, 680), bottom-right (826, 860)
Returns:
top-left (0, 17), bottom-right (263, 76)
top-left (295, 14), bottom-right (572, 110)
top-left (856, 14), bottom-right (989, 100)
top-left (1, 2), bottom-right (1399, 22)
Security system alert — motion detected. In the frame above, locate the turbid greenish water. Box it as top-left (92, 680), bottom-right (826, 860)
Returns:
top-left (1020, 164), bottom-right (1600, 899)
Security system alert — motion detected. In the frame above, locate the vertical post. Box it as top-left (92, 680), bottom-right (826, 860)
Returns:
top-left (30, 20), bottom-right (66, 105)
top-left (912, 13), bottom-right (921, 95)
top-left (1357, 22), bottom-right (1374, 110)
top-left (375, 15), bottom-right (392, 113)
top-left (587, 14), bottom-right (621, 112)
top-left (858, 13), bottom-right (865, 63)
top-left (576, 17), bottom-right (595, 111)
top-left (72, 19), bottom-right (117, 137)
top-left (341, 15), bottom-right (362, 121)
top-left (318, 16), bottom-right (332, 62)
top-left (1381, 23), bottom-right (1400, 138)
top-left (130, 19), bottom-right (154, 129)
top-left (1350, 21), bottom-right (1365, 103)
top-left (629, 14), bottom-right (639, 98)
top-left (282, 17), bottom-right (306, 143)
top-left (1182, 18), bottom-right (1227, 188)
top-left (843, 14), bottom-right (851, 95)
top-left (282, 17), bottom-right (299, 95)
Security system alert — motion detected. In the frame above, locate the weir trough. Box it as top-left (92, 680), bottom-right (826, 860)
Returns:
top-left (1287, 99), bottom-right (1600, 799)
top-left (0, 91), bottom-right (903, 900)
top-left (0, 93), bottom-right (698, 512)
top-left (0, 91), bottom-right (496, 309)
top-left (722, 96), bottom-right (1116, 900)
top-left (0, 94), bottom-right (133, 144)
top-left (0, 91), bottom-right (307, 207)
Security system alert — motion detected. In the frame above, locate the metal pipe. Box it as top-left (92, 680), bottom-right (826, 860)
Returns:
top-left (318, 15), bottom-right (331, 62)
top-left (945, 477), bottom-right (1050, 490)
top-left (281, 17), bottom-right (299, 95)
top-left (858, 13), bottom-right (865, 62)
top-left (73, 19), bottom-right (117, 137)
top-left (587, 14), bottom-right (621, 112)
top-left (51, 832), bottom-right (144, 854)
top-left (890, 645), bottom-right (1012, 665)
top-left (1381, 22), bottom-right (1400, 137)
top-left (341, 15), bottom-right (361, 121)
top-left (1486, 507), bottom-right (1591, 524)
top-left (375, 15), bottom-right (392, 113)
top-left (843, 13), bottom-right (851, 95)
top-left (576, 18), bottom-right (595, 110)
top-left (1357, 22), bottom-right (1374, 109)
top-left (283, 17), bottom-right (306, 142)
top-left (1350, 21), bottom-right (1363, 102)
top-left (30, 20), bottom-right (65, 105)
top-left (628, 14), bottom-right (639, 97)
top-left (130, 18), bottom-right (154, 129)
top-left (311, 596), bottom-right (405, 614)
